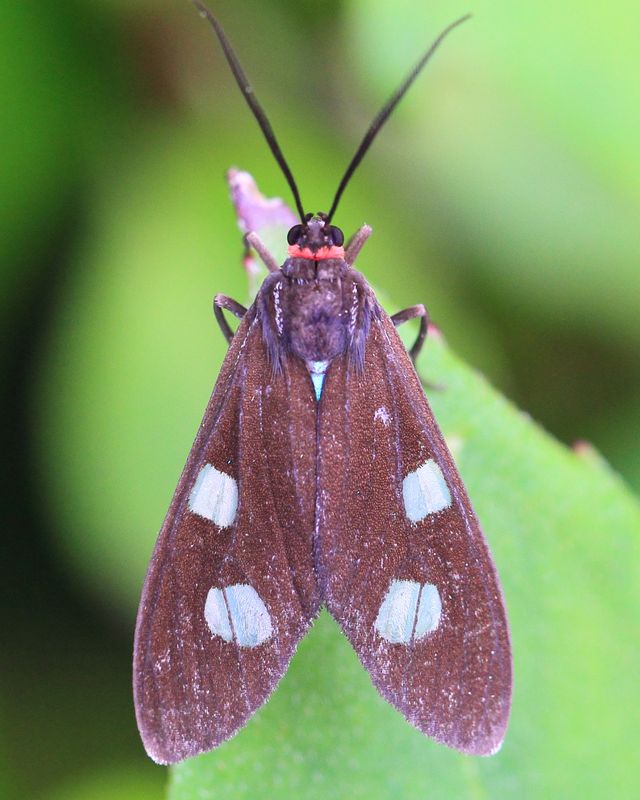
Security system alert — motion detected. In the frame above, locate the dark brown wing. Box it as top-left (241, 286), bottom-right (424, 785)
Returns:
top-left (317, 311), bottom-right (511, 755)
top-left (134, 310), bottom-right (319, 764)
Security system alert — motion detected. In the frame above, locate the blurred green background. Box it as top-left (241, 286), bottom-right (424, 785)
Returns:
top-left (2, 0), bottom-right (639, 798)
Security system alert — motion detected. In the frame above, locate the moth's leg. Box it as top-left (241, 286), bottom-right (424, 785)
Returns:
top-left (391, 304), bottom-right (429, 364)
top-left (214, 294), bottom-right (248, 344)
top-left (344, 224), bottom-right (373, 266)
top-left (245, 231), bottom-right (280, 273)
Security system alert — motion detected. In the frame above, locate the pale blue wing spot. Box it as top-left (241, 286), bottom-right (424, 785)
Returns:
top-left (204, 588), bottom-right (233, 642)
top-left (188, 463), bottom-right (238, 527)
top-left (374, 579), bottom-right (421, 644)
top-left (402, 459), bottom-right (451, 522)
top-left (224, 584), bottom-right (273, 647)
top-left (189, 465), bottom-right (210, 514)
top-left (414, 583), bottom-right (442, 639)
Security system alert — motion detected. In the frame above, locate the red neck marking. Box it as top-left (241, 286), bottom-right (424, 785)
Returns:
top-left (287, 244), bottom-right (345, 261)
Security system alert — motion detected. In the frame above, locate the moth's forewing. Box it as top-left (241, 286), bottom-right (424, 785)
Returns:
top-left (133, 311), bottom-right (320, 764)
top-left (317, 311), bottom-right (511, 755)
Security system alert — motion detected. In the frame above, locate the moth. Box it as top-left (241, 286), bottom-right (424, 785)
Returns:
top-left (134, 2), bottom-right (512, 765)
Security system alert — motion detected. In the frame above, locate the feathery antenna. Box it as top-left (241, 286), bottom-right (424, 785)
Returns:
top-left (325, 14), bottom-right (471, 223)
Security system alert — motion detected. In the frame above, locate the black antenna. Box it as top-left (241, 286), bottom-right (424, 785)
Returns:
top-left (326, 14), bottom-right (471, 223)
top-left (193, 1), bottom-right (307, 222)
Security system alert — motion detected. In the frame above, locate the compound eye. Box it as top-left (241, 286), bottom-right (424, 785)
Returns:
top-left (287, 224), bottom-right (304, 245)
top-left (329, 226), bottom-right (344, 246)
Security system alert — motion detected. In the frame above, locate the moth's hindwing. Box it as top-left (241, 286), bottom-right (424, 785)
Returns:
top-left (133, 310), bottom-right (320, 764)
top-left (317, 312), bottom-right (512, 755)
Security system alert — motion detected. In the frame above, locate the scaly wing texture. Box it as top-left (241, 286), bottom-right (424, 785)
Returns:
top-left (317, 311), bottom-right (511, 755)
top-left (134, 311), bottom-right (319, 763)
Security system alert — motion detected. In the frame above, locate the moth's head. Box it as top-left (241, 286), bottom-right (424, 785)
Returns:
top-left (286, 214), bottom-right (345, 260)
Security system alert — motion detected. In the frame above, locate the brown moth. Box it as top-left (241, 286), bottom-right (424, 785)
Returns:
top-left (133, 3), bottom-right (511, 765)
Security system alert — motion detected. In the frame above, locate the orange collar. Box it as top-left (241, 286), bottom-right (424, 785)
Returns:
top-left (287, 244), bottom-right (345, 261)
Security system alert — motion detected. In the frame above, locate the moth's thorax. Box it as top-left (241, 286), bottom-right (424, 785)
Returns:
top-left (258, 254), bottom-right (374, 372)
top-left (279, 257), bottom-right (355, 363)
top-left (281, 257), bottom-right (346, 283)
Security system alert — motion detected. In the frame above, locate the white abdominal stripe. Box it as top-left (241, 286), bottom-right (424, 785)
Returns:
top-left (188, 463), bottom-right (238, 527)
top-left (375, 579), bottom-right (442, 644)
top-left (403, 458), bottom-right (451, 522)
top-left (204, 584), bottom-right (273, 647)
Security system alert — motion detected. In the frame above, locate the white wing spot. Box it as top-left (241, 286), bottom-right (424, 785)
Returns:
top-left (204, 584), bottom-right (273, 647)
top-left (374, 406), bottom-right (391, 426)
top-left (414, 583), bottom-right (442, 638)
top-left (188, 464), bottom-right (238, 527)
top-left (203, 587), bottom-right (233, 642)
top-left (374, 579), bottom-right (442, 643)
top-left (402, 459), bottom-right (451, 522)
